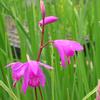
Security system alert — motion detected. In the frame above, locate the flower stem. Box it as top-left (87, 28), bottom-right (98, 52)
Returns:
top-left (36, 10), bottom-right (53, 100)
top-left (38, 87), bottom-right (43, 100)
top-left (34, 88), bottom-right (38, 100)
top-left (42, 40), bottom-right (54, 48)
top-left (36, 16), bottom-right (45, 100)
top-left (37, 17), bottom-right (45, 61)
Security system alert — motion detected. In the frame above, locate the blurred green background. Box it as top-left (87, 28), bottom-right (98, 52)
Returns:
top-left (0, 0), bottom-right (100, 100)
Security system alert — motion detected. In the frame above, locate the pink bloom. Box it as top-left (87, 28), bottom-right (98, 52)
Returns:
top-left (7, 61), bottom-right (53, 94)
top-left (40, 0), bottom-right (45, 18)
top-left (39, 16), bottom-right (58, 26)
top-left (53, 40), bottom-right (83, 67)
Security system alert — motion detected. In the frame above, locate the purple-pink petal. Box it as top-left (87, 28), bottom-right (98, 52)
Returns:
top-left (39, 16), bottom-right (58, 26)
top-left (27, 61), bottom-right (39, 75)
top-left (39, 62), bottom-right (53, 70)
top-left (22, 67), bottom-right (29, 94)
top-left (65, 40), bottom-right (83, 51)
top-left (7, 62), bottom-right (26, 81)
top-left (54, 40), bottom-right (83, 67)
top-left (54, 40), bottom-right (83, 52)
top-left (54, 42), bottom-right (66, 67)
top-left (12, 63), bottom-right (26, 75)
top-left (63, 46), bottom-right (74, 57)
top-left (7, 62), bottom-right (22, 70)
top-left (12, 63), bottom-right (23, 72)
top-left (6, 63), bottom-right (15, 68)
top-left (38, 67), bottom-right (46, 87)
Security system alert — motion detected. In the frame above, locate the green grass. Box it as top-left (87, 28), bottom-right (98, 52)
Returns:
top-left (0, 0), bottom-right (100, 100)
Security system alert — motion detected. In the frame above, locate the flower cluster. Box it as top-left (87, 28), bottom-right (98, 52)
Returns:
top-left (7, 0), bottom-right (83, 95)
top-left (7, 59), bottom-right (53, 94)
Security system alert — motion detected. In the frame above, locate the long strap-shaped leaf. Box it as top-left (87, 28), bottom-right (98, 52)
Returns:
top-left (0, 80), bottom-right (19, 100)
top-left (82, 86), bottom-right (97, 100)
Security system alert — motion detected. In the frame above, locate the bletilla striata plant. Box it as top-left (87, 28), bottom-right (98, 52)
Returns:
top-left (7, 0), bottom-right (83, 100)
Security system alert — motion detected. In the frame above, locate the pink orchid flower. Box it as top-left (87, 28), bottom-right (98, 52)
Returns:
top-left (40, 0), bottom-right (45, 18)
top-left (7, 61), bottom-right (53, 94)
top-left (53, 40), bottom-right (83, 67)
top-left (39, 16), bottom-right (58, 26)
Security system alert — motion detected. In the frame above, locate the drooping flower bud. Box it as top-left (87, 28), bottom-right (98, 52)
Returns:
top-left (40, 0), bottom-right (45, 18)
top-left (39, 16), bottom-right (58, 26)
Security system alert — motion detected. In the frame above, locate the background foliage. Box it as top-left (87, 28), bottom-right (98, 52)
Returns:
top-left (0, 0), bottom-right (100, 100)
